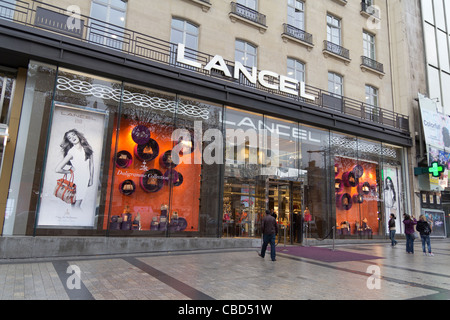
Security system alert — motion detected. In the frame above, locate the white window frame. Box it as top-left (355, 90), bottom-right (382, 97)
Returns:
top-left (235, 39), bottom-right (257, 69)
top-left (363, 31), bottom-right (376, 60)
top-left (170, 18), bottom-right (199, 51)
top-left (0, 0), bottom-right (16, 20)
top-left (327, 14), bottom-right (341, 46)
top-left (328, 72), bottom-right (343, 97)
top-left (237, 0), bottom-right (257, 10)
top-left (365, 84), bottom-right (379, 107)
top-left (287, 58), bottom-right (305, 82)
top-left (89, 0), bottom-right (127, 49)
top-left (287, 0), bottom-right (305, 30)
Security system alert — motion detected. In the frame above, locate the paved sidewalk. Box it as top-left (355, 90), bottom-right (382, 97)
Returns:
top-left (0, 239), bottom-right (449, 300)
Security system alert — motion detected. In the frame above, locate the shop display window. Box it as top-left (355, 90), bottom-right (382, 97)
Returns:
top-left (332, 134), bottom-right (385, 237)
top-left (223, 107), bottom-right (265, 238)
top-left (299, 124), bottom-right (332, 239)
top-left (103, 85), bottom-right (223, 235)
top-left (35, 68), bottom-right (118, 231)
top-left (104, 86), bottom-right (176, 233)
top-left (6, 62), bottom-right (224, 236)
top-left (334, 156), bottom-right (379, 235)
top-left (382, 144), bottom-right (406, 235)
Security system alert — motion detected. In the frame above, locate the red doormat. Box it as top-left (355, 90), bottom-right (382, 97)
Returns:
top-left (276, 246), bottom-right (384, 263)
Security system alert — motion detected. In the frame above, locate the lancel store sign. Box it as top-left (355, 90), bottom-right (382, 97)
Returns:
top-left (177, 43), bottom-right (316, 102)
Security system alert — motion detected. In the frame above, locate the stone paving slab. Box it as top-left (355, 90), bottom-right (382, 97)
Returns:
top-left (0, 239), bottom-right (449, 301)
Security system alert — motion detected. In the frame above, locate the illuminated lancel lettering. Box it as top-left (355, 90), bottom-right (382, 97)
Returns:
top-left (176, 43), bottom-right (316, 102)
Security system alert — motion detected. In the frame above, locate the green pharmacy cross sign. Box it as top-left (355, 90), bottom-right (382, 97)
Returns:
top-left (428, 162), bottom-right (444, 178)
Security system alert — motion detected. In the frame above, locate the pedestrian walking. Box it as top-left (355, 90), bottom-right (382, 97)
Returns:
top-left (416, 215), bottom-right (434, 256)
top-left (403, 214), bottom-right (417, 254)
top-left (388, 213), bottom-right (398, 247)
top-left (259, 209), bottom-right (278, 261)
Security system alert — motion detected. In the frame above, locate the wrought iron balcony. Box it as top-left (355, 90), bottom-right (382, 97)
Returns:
top-left (361, 56), bottom-right (384, 75)
top-left (323, 40), bottom-right (350, 62)
top-left (282, 23), bottom-right (313, 46)
top-left (230, 2), bottom-right (266, 27)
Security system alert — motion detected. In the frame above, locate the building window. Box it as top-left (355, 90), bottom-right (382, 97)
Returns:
top-left (287, 0), bottom-right (305, 30)
top-left (0, 0), bottom-right (16, 20)
top-left (365, 85), bottom-right (378, 107)
top-left (89, 0), bottom-right (127, 49)
top-left (363, 31), bottom-right (376, 60)
top-left (365, 85), bottom-right (379, 121)
top-left (235, 40), bottom-right (257, 68)
top-left (237, 0), bottom-right (257, 10)
top-left (327, 14), bottom-right (341, 46)
top-left (328, 72), bottom-right (343, 96)
top-left (287, 58), bottom-right (305, 82)
top-left (170, 18), bottom-right (199, 51)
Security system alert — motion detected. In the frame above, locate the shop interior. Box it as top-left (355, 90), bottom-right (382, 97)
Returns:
top-left (222, 177), bottom-right (306, 244)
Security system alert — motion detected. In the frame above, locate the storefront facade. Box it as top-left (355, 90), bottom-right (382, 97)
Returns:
top-left (0, 61), bottom-right (410, 243)
top-left (0, 1), bottom-right (413, 249)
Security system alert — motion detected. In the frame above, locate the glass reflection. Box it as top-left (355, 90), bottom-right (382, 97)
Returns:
top-left (300, 124), bottom-right (331, 239)
top-left (223, 107), bottom-right (264, 238)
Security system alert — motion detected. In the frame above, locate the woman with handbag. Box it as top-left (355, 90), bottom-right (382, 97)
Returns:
top-left (403, 214), bottom-right (417, 254)
top-left (55, 129), bottom-right (94, 208)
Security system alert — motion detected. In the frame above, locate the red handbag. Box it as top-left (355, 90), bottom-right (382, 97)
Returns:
top-left (54, 170), bottom-right (77, 204)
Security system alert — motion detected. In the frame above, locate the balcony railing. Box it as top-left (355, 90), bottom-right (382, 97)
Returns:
top-left (230, 2), bottom-right (266, 27)
top-left (361, 56), bottom-right (384, 74)
top-left (282, 23), bottom-right (313, 45)
top-left (323, 40), bottom-right (350, 61)
top-left (0, 0), bottom-right (409, 133)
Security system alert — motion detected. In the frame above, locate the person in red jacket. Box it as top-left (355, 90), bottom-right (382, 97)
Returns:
top-left (259, 210), bottom-right (278, 261)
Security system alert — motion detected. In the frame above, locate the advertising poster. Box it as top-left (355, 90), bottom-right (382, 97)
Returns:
top-left (37, 104), bottom-right (106, 228)
top-left (421, 209), bottom-right (447, 238)
top-left (419, 94), bottom-right (450, 149)
top-left (383, 165), bottom-right (402, 234)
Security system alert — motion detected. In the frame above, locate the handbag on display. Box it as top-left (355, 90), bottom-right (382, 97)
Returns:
top-left (54, 170), bottom-right (77, 204)
top-left (123, 181), bottom-right (134, 191)
top-left (150, 217), bottom-right (159, 230)
top-left (132, 213), bottom-right (141, 230)
top-left (143, 145), bottom-right (153, 155)
top-left (110, 215), bottom-right (121, 230)
top-left (121, 212), bottom-right (132, 230)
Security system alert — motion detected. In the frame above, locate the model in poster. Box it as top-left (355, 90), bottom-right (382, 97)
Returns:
top-left (384, 176), bottom-right (396, 209)
top-left (55, 129), bottom-right (94, 208)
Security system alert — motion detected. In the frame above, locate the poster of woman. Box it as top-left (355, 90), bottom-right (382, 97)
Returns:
top-left (383, 165), bottom-right (402, 234)
top-left (37, 104), bottom-right (106, 228)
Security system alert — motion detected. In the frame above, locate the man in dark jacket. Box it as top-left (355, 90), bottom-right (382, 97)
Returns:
top-left (259, 210), bottom-right (278, 261)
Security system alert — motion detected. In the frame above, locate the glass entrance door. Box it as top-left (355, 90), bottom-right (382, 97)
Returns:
top-left (268, 179), bottom-right (304, 244)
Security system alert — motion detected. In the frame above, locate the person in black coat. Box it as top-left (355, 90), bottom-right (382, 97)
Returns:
top-left (258, 210), bottom-right (278, 261)
top-left (416, 215), bottom-right (434, 256)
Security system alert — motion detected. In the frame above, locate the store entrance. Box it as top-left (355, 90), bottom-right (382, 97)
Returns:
top-left (267, 179), bottom-right (304, 244)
